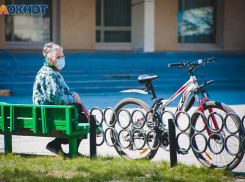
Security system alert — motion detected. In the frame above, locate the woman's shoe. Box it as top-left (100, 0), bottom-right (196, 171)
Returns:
top-left (46, 142), bottom-right (63, 155)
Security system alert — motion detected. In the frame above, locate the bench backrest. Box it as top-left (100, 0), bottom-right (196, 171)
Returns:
top-left (0, 103), bottom-right (88, 135)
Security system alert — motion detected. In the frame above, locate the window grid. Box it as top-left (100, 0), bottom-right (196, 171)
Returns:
top-left (96, 0), bottom-right (131, 43)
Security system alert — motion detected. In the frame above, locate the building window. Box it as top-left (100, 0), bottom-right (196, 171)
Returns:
top-left (96, 0), bottom-right (131, 43)
top-left (5, 0), bottom-right (52, 42)
top-left (178, 0), bottom-right (216, 43)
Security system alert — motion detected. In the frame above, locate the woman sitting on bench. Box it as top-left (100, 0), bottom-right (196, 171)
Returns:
top-left (32, 42), bottom-right (87, 156)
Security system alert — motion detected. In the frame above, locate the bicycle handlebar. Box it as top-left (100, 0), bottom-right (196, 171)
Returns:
top-left (168, 57), bottom-right (218, 68)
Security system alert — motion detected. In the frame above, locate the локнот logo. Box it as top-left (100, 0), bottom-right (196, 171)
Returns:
top-left (0, 5), bottom-right (48, 15)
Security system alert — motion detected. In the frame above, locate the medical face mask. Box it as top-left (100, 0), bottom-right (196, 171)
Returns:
top-left (56, 57), bottom-right (65, 70)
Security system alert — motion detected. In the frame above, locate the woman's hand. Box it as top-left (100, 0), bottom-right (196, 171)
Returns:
top-left (72, 92), bottom-right (81, 104)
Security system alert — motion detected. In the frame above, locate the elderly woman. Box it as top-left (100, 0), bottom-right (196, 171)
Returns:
top-left (32, 42), bottom-right (87, 156)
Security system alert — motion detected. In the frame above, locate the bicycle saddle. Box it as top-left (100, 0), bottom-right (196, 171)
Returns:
top-left (138, 74), bottom-right (159, 84)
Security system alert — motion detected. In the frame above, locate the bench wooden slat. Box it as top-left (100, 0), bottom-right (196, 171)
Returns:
top-left (77, 123), bottom-right (89, 130)
top-left (71, 107), bottom-right (78, 120)
top-left (1, 106), bottom-right (10, 132)
top-left (49, 120), bottom-right (77, 129)
top-left (41, 107), bottom-right (49, 134)
top-left (65, 108), bottom-right (72, 135)
top-left (50, 120), bottom-right (66, 125)
top-left (78, 123), bottom-right (90, 130)
top-left (32, 107), bottom-right (39, 134)
top-left (17, 124), bottom-right (33, 129)
top-left (73, 121), bottom-right (79, 130)
top-left (45, 108), bottom-right (66, 120)
top-left (17, 120), bottom-right (40, 129)
top-left (10, 106), bottom-right (15, 131)
top-left (15, 108), bottom-right (33, 118)
top-left (17, 119), bottom-right (33, 125)
top-left (50, 125), bottom-right (66, 130)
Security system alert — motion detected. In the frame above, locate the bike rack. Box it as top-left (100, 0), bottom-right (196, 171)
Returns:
top-left (90, 107), bottom-right (245, 169)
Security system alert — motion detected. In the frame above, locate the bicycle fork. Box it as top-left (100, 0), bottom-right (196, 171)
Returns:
top-left (198, 98), bottom-right (219, 136)
top-left (196, 96), bottom-right (219, 160)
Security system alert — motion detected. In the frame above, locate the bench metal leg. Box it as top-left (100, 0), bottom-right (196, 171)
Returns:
top-left (4, 135), bottom-right (12, 153)
top-left (69, 138), bottom-right (77, 158)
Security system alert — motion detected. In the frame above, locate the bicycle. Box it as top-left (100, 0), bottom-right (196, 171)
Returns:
top-left (109, 57), bottom-right (244, 170)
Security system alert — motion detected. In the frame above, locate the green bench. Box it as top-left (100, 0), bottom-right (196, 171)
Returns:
top-left (0, 102), bottom-right (97, 158)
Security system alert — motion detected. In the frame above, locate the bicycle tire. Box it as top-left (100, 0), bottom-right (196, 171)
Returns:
top-left (190, 101), bottom-right (244, 170)
top-left (110, 98), bottom-right (159, 160)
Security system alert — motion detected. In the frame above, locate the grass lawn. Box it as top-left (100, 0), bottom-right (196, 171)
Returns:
top-left (0, 153), bottom-right (242, 182)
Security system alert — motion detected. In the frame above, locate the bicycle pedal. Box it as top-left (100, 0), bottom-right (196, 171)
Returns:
top-left (128, 144), bottom-right (133, 150)
top-left (158, 126), bottom-right (164, 131)
top-left (177, 148), bottom-right (189, 155)
top-left (123, 135), bottom-right (130, 141)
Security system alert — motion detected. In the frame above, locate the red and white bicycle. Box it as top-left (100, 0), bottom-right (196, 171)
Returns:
top-left (110, 57), bottom-right (244, 170)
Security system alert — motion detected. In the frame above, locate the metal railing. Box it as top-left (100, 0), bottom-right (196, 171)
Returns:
top-left (0, 49), bottom-right (17, 92)
top-left (90, 107), bottom-right (245, 170)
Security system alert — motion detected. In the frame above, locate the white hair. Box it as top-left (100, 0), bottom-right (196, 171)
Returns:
top-left (43, 42), bottom-right (63, 62)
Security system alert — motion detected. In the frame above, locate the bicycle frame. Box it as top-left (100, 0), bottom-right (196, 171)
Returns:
top-left (156, 74), bottom-right (219, 136)
top-left (157, 75), bottom-right (200, 113)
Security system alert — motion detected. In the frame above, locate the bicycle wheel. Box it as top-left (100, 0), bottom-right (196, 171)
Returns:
top-left (110, 98), bottom-right (159, 160)
top-left (190, 101), bottom-right (244, 170)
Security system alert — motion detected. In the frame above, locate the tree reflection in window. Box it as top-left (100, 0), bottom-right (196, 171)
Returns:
top-left (178, 0), bottom-right (216, 43)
